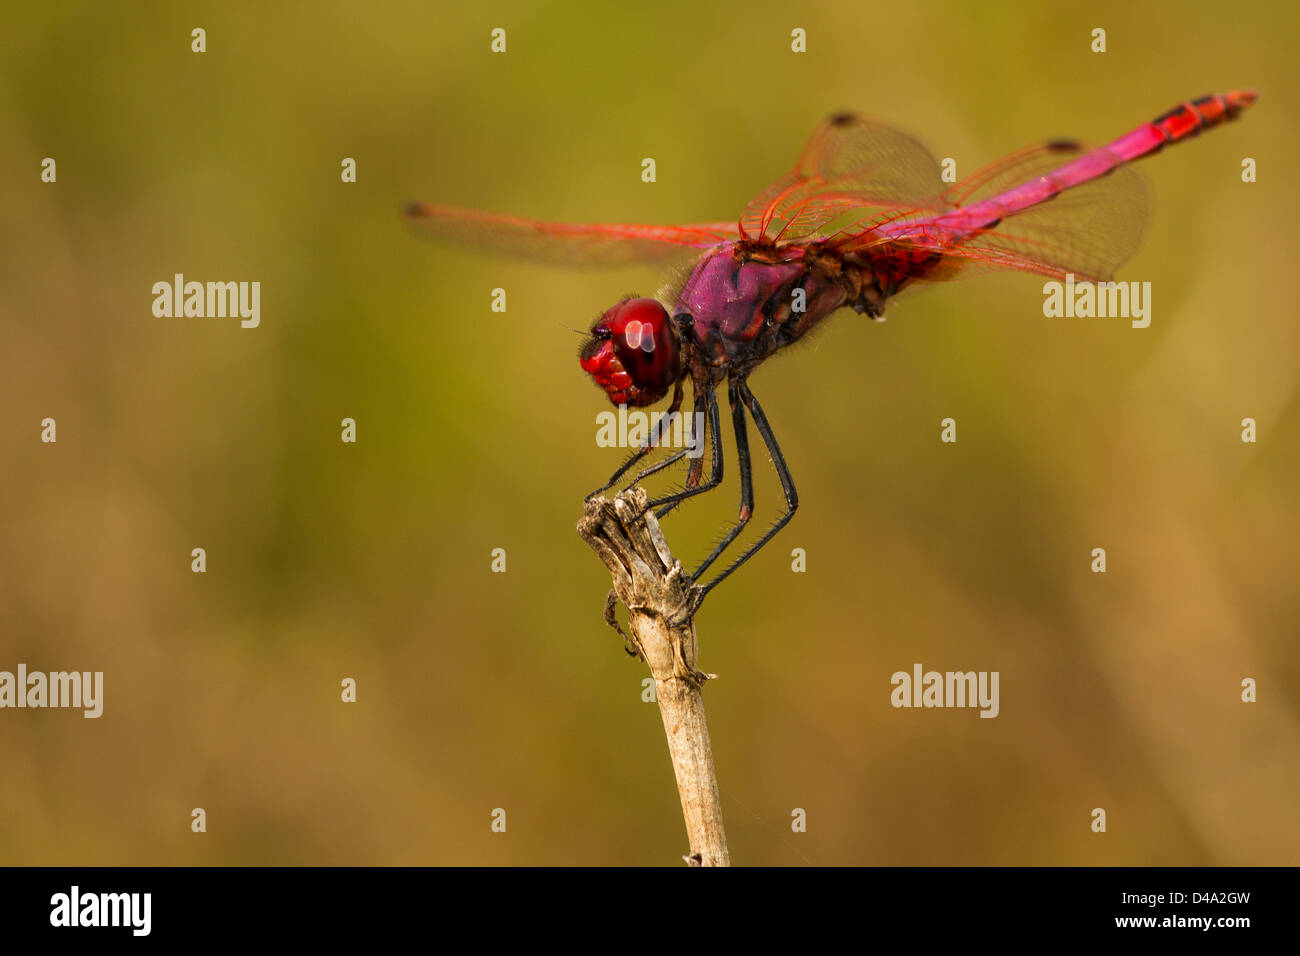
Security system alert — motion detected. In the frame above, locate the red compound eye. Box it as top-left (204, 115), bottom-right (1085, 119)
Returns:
top-left (578, 297), bottom-right (681, 407)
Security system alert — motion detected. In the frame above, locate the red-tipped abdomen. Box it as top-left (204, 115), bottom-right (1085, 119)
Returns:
top-left (1151, 90), bottom-right (1258, 144)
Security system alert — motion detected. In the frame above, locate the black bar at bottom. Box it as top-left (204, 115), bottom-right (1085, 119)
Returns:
top-left (0, 866), bottom-right (1287, 941)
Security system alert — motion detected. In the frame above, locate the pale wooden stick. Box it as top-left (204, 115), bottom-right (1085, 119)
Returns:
top-left (577, 489), bottom-right (729, 867)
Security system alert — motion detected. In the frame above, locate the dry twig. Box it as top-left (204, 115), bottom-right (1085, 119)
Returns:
top-left (577, 489), bottom-right (729, 867)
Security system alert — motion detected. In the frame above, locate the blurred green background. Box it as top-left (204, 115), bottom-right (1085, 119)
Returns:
top-left (1, 0), bottom-right (1296, 865)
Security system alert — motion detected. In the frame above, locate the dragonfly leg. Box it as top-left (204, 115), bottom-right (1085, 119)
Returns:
top-left (615, 385), bottom-right (706, 493)
top-left (671, 379), bottom-right (797, 623)
top-left (686, 379), bottom-right (753, 581)
top-left (645, 383), bottom-right (723, 518)
top-left (584, 379), bottom-right (685, 501)
top-left (619, 446), bottom-right (692, 493)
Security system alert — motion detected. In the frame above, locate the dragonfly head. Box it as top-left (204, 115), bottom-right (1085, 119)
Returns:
top-left (578, 297), bottom-right (681, 407)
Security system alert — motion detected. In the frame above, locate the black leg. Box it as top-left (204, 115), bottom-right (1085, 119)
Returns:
top-left (620, 445), bottom-right (691, 492)
top-left (688, 379), bottom-right (753, 580)
top-left (687, 380), bottom-right (798, 611)
top-left (585, 378), bottom-right (684, 501)
top-left (615, 386), bottom-right (705, 493)
top-left (647, 383), bottom-right (723, 517)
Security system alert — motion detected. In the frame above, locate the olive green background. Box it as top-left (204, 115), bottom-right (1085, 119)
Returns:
top-left (1, 0), bottom-right (1296, 865)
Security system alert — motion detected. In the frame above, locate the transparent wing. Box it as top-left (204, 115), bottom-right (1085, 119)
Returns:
top-left (830, 141), bottom-right (1151, 284)
top-left (739, 112), bottom-right (948, 244)
top-left (404, 202), bottom-right (737, 266)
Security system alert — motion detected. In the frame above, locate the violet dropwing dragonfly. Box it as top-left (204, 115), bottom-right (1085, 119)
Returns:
top-left (407, 91), bottom-right (1257, 621)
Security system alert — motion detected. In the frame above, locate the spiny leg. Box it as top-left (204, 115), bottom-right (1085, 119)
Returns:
top-left (647, 382), bottom-right (723, 518)
top-left (677, 380), bottom-right (798, 620)
top-left (585, 378), bottom-right (685, 501)
top-left (689, 378), bottom-right (753, 581)
top-left (615, 385), bottom-right (704, 493)
top-left (653, 434), bottom-right (707, 520)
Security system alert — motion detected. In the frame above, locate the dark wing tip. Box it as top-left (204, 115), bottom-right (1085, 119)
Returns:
top-left (1045, 138), bottom-right (1082, 152)
top-left (828, 111), bottom-right (859, 127)
top-left (402, 201), bottom-right (428, 219)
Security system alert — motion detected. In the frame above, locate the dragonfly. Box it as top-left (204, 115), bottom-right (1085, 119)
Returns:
top-left (407, 90), bottom-right (1257, 621)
